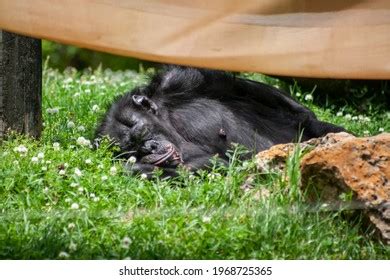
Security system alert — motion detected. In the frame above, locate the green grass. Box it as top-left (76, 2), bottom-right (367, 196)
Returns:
top-left (0, 66), bottom-right (389, 259)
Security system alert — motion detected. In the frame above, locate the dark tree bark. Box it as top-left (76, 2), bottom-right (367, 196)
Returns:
top-left (0, 30), bottom-right (42, 138)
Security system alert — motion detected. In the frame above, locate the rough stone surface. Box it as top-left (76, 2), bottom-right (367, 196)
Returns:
top-left (255, 132), bottom-right (390, 244)
top-left (301, 133), bottom-right (390, 204)
top-left (256, 132), bottom-right (354, 174)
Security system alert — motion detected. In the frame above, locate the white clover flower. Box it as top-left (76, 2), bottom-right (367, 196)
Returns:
top-left (379, 127), bottom-right (385, 132)
top-left (64, 163), bottom-right (69, 168)
top-left (336, 111), bottom-right (343, 117)
top-left (14, 145), bottom-right (28, 154)
top-left (63, 84), bottom-right (73, 90)
top-left (13, 160), bottom-right (19, 165)
top-left (85, 159), bottom-right (92, 165)
top-left (242, 161), bottom-right (251, 169)
top-left (43, 187), bottom-right (49, 193)
top-left (77, 125), bottom-right (86, 132)
top-left (70, 182), bottom-right (79, 188)
top-left (84, 89), bottom-right (91, 94)
top-left (128, 156), bottom-right (137, 164)
top-left (363, 117), bottom-right (371, 122)
top-left (76, 136), bottom-right (91, 147)
top-left (110, 166), bottom-right (117, 175)
top-left (37, 152), bottom-right (44, 159)
top-left (63, 77), bottom-right (73, 84)
top-left (70, 203), bottom-right (79, 210)
top-left (345, 114), bottom-right (352, 120)
top-left (140, 173), bottom-right (148, 180)
top-left (69, 242), bottom-right (77, 252)
top-left (101, 175), bottom-right (108, 181)
top-left (304, 94), bottom-right (313, 101)
top-left (207, 173), bottom-right (221, 180)
top-left (121, 237), bottom-right (132, 249)
top-left (41, 166), bottom-right (48, 171)
top-left (76, 136), bottom-right (86, 145)
top-left (68, 223), bottom-right (76, 229)
top-left (74, 168), bottom-right (82, 177)
top-left (358, 115), bottom-right (364, 121)
top-left (59, 169), bottom-right (66, 175)
top-left (58, 251), bottom-right (70, 258)
top-left (65, 198), bottom-right (72, 203)
top-left (67, 121), bottom-right (75, 129)
top-left (295, 92), bottom-right (301, 97)
top-left (92, 105), bottom-right (100, 112)
top-left (53, 142), bottom-right (60, 151)
top-left (320, 203), bottom-right (329, 209)
top-left (78, 187), bottom-right (84, 193)
top-left (363, 130), bottom-right (370, 135)
top-left (202, 216), bottom-right (211, 223)
top-left (31, 157), bottom-right (39, 163)
top-left (46, 107), bottom-right (59, 114)
top-left (90, 193), bottom-right (96, 198)
top-left (93, 197), bottom-right (100, 202)
top-left (46, 160), bottom-right (52, 164)
top-left (352, 116), bottom-right (358, 121)
top-left (42, 122), bottom-right (46, 127)
top-left (97, 164), bottom-right (104, 169)
top-left (74, 92), bottom-right (81, 97)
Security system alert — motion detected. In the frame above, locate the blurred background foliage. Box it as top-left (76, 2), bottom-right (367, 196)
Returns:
top-left (42, 40), bottom-right (154, 71)
top-left (43, 40), bottom-right (389, 112)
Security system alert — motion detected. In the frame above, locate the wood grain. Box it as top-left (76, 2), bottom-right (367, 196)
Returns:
top-left (1, 0), bottom-right (390, 79)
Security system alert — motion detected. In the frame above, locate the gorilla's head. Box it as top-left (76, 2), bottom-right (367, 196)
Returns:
top-left (96, 88), bottom-right (183, 168)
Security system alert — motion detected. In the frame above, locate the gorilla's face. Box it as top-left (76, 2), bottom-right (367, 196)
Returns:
top-left (97, 92), bottom-right (182, 168)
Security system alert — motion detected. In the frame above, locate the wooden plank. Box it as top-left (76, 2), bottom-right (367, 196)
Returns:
top-left (1, 0), bottom-right (390, 79)
top-left (0, 31), bottom-right (42, 138)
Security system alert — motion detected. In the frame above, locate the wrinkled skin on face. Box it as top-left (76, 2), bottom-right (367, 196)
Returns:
top-left (96, 65), bottom-right (345, 178)
top-left (96, 91), bottom-right (188, 176)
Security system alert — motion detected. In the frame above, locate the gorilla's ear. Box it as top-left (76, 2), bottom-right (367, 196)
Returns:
top-left (132, 95), bottom-right (158, 114)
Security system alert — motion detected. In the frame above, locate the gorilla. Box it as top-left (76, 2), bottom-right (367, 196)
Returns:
top-left (96, 65), bottom-right (344, 177)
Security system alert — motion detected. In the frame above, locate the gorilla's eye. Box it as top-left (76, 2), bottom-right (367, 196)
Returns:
top-left (116, 115), bottom-right (135, 128)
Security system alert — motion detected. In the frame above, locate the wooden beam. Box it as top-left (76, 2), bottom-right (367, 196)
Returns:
top-left (0, 0), bottom-right (390, 79)
top-left (0, 31), bottom-right (42, 138)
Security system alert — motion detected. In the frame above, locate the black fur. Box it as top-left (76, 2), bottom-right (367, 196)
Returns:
top-left (97, 65), bottom-right (344, 177)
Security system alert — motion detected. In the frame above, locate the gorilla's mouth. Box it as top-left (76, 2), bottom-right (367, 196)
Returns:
top-left (140, 143), bottom-right (182, 166)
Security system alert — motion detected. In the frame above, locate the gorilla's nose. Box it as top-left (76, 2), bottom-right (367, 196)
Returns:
top-left (142, 140), bottom-right (162, 154)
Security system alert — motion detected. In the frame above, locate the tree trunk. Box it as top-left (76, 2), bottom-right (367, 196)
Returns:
top-left (0, 30), bottom-right (42, 138)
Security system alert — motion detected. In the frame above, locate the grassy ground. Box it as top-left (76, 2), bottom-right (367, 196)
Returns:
top-left (0, 66), bottom-right (389, 259)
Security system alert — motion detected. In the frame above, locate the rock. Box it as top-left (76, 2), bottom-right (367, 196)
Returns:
top-left (256, 142), bottom-right (296, 174)
top-left (256, 132), bottom-right (354, 174)
top-left (301, 132), bottom-right (390, 244)
top-left (369, 210), bottom-right (390, 243)
top-left (301, 133), bottom-right (390, 204)
top-left (255, 132), bottom-right (390, 244)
